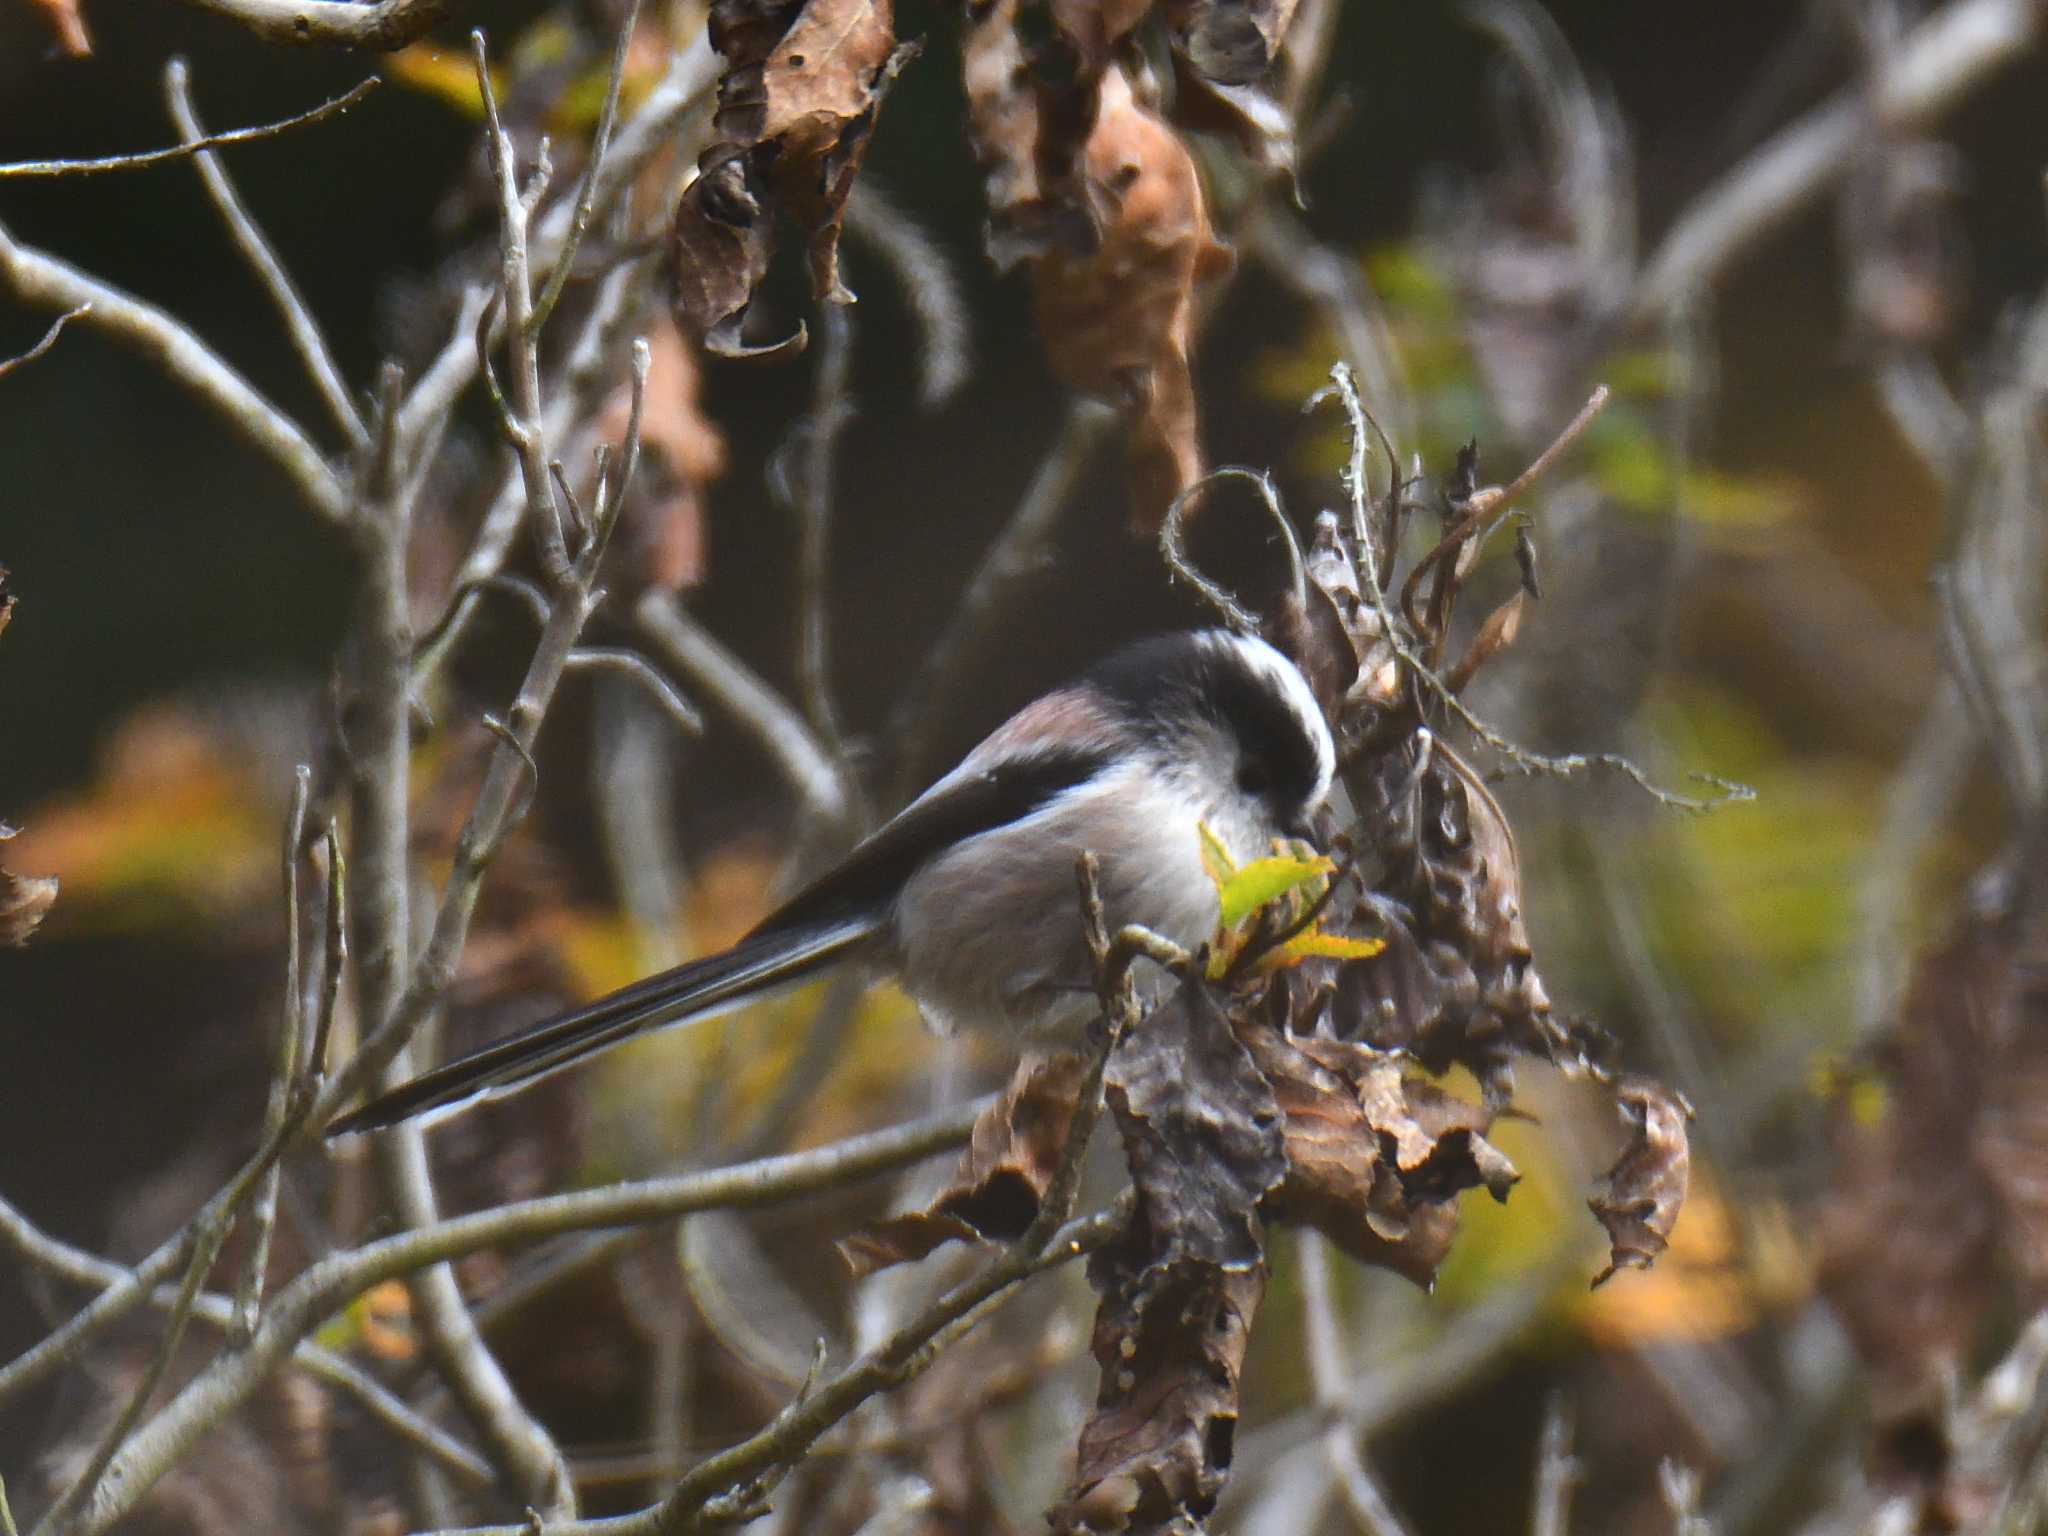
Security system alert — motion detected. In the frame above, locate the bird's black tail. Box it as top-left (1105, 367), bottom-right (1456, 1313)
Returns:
top-left (325, 918), bottom-right (877, 1137)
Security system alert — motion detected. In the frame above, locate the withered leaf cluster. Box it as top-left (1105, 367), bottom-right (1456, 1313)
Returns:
top-left (671, 0), bottom-right (916, 355)
top-left (843, 417), bottom-right (1702, 1528)
top-left (670, 0), bottom-right (1315, 525)
top-left (856, 974), bottom-right (1527, 1531)
top-left (958, 0), bottom-right (1288, 531)
top-left (1820, 853), bottom-right (2048, 1517)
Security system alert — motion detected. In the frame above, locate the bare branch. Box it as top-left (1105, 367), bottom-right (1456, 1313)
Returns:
top-left (565, 648), bottom-right (706, 735)
top-left (229, 764), bottom-right (313, 1345)
top-left (0, 219), bottom-right (349, 523)
top-left (0, 1191), bottom-right (494, 1488)
top-left (529, 0), bottom-right (644, 335)
top-left (1532, 1395), bottom-right (1580, 1536)
top-left (843, 178), bottom-right (972, 409)
top-left (473, 28), bottom-right (572, 585)
top-left (169, 0), bottom-right (451, 49)
top-left (1634, 0), bottom-right (2038, 317)
top-left (1158, 464), bottom-right (1306, 635)
top-left (779, 304), bottom-right (857, 753)
top-left (0, 79), bottom-right (377, 178)
top-left (634, 590), bottom-right (855, 833)
top-left (59, 1103), bottom-right (982, 1535)
top-left (164, 60), bottom-right (366, 450)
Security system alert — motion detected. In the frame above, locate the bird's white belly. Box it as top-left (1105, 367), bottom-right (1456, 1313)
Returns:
top-left (887, 766), bottom-right (1272, 1042)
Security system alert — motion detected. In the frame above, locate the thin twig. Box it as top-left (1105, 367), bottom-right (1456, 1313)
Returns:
top-left (164, 59), bottom-right (367, 449)
top-left (0, 218), bottom-right (349, 523)
top-left (565, 648), bottom-right (705, 734)
top-left (1633, 0), bottom-right (2038, 318)
top-left (529, 0), bottom-right (644, 335)
top-left (473, 27), bottom-right (572, 585)
top-left (168, 0), bottom-right (449, 48)
top-left (0, 304), bottom-right (88, 377)
top-left (0, 1192), bottom-right (494, 1487)
top-left (780, 303), bottom-right (857, 754)
top-left (1532, 1394), bottom-right (1579, 1536)
top-left (60, 1103), bottom-right (983, 1535)
top-left (634, 590), bottom-right (854, 834)
top-left (229, 764), bottom-right (312, 1345)
top-left (1298, 1231), bottom-right (1419, 1536)
top-left (1158, 464), bottom-right (1307, 634)
top-left (1311, 364), bottom-right (1752, 813)
top-left (842, 178), bottom-right (972, 409)
top-left (0, 79), bottom-right (378, 179)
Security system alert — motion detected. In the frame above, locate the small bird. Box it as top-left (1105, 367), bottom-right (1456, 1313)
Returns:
top-left (326, 629), bottom-right (1335, 1136)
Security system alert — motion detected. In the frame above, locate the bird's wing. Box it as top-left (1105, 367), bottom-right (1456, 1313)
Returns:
top-left (754, 741), bottom-right (1114, 933)
top-left (327, 731), bottom-right (1114, 1137)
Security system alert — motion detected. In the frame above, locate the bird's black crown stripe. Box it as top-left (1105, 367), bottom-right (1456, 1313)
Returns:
top-left (1085, 633), bottom-right (1326, 814)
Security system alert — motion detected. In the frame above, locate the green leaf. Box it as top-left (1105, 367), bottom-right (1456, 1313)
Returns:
top-left (1216, 852), bottom-right (1333, 929)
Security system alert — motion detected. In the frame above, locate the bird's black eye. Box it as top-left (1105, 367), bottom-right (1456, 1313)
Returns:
top-left (1236, 760), bottom-right (1271, 797)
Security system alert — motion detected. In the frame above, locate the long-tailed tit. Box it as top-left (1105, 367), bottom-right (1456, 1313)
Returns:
top-left (327, 629), bottom-right (1335, 1136)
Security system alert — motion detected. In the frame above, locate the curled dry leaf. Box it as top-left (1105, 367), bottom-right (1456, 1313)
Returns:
top-left (840, 1051), bottom-right (1087, 1276)
top-left (1333, 737), bottom-right (1581, 1102)
top-left (1054, 1245), bottom-right (1263, 1535)
top-left (599, 315), bottom-right (726, 592)
top-left (1031, 69), bottom-right (1233, 532)
top-left (1238, 1019), bottom-right (1515, 1287)
top-left (671, 0), bottom-right (916, 354)
top-left (1268, 511), bottom-right (1405, 726)
top-left (1446, 588), bottom-right (1526, 695)
top-left (1107, 978), bottom-right (1287, 1273)
top-left (1588, 1076), bottom-right (1692, 1289)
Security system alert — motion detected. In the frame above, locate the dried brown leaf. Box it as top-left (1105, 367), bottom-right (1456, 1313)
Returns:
top-left (1169, 63), bottom-right (1296, 181)
top-left (1329, 739), bottom-right (1578, 1102)
top-left (1107, 977), bottom-right (1287, 1273)
top-left (1446, 588), bottom-right (1526, 694)
top-left (1055, 1247), bottom-right (1263, 1534)
top-left (672, 0), bottom-right (914, 353)
top-left (1588, 1076), bottom-right (1692, 1288)
top-left (670, 154), bottom-right (786, 357)
top-left (1031, 68), bottom-right (1232, 532)
top-left (840, 1052), bottom-right (1087, 1276)
top-left (1164, 0), bottom-right (1298, 85)
top-left (1237, 1019), bottom-right (1515, 1287)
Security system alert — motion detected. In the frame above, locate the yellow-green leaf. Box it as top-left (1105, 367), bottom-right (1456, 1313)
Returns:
top-left (1252, 927), bottom-right (1386, 977)
top-left (1217, 852), bottom-right (1333, 929)
top-left (1197, 822), bottom-right (1237, 890)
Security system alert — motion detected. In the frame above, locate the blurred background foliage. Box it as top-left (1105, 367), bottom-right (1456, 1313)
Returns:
top-left (3, 0), bottom-right (2048, 1531)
